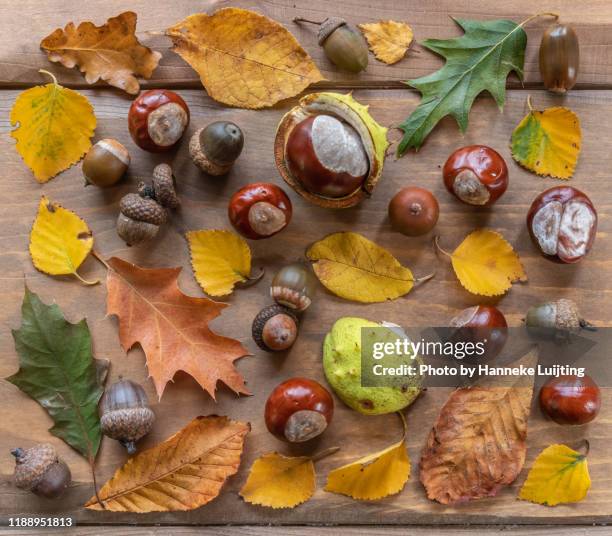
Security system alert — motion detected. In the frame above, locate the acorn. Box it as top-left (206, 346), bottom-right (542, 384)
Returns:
top-left (294, 17), bottom-right (368, 73)
top-left (82, 138), bottom-right (130, 187)
top-left (189, 121), bottom-right (244, 176)
top-left (271, 263), bottom-right (316, 312)
top-left (11, 444), bottom-right (71, 499)
top-left (539, 23), bottom-right (579, 93)
top-left (99, 378), bottom-right (155, 455)
top-left (525, 299), bottom-right (595, 340)
top-left (116, 163), bottom-right (179, 246)
top-left (252, 304), bottom-right (299, 352)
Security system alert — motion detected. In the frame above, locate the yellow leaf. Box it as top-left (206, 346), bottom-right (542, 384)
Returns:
top-left (358, 21), bottom-right (414, 64)
top-left (40, 12), bottom-right (161, 95)
top-left (166, 8), bottom-right (323, 109)
top-left (325, 414), bottom-right (410, 500)
top-left (511, 100), bottom-right (581, 179)
top-left (240, 452), bottom-right (315, 508)
top-left (307, 232), bottom-right (416, 303)
top-left (186, 230), bottom-right (253, 297)
top-left (29, 196), bottom-right (96, 285)
top-left (10, 71), bottom-right (96, 182)
top-left (519, 444), bottom-right (591, 506)
top-left (440, 229), bottom-right (526, 296)
top-left (85, 416), bottom-right (250, 512)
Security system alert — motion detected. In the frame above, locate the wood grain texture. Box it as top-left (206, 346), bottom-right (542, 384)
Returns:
top-left (1, 0), bottom-right (612, 90)
top-left (0, 88), bottom-right (610, 525)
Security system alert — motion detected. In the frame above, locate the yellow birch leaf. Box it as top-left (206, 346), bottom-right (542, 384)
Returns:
top-left (40, 12), bottom-right (161, 95)
top-left (511, 101), bottom-right (581, 179)
top-left (186, 230), bottom-right (253, 297)
top-left (440, 229), bottom-right (526, 296)
top-left (166, 8), bottom-right (323, 109)
top-left (325, 414), bottom-right (410, 500)
top-left (29, 196), bottom-right (97, 285)
top-left (307, 232), bottom-right (416, 303)
top-left (240, 452), bottom-right (315, 508)
top-left (85, 416), bottom-right (250, 512)
top-left (10, 71), bottom-right (96, 183)
top-left (519, 444), bottom-right (591, 506)
top-left (358, 21), bottom-right (414, 64)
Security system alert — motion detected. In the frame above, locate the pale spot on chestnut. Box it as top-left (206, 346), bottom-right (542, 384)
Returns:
top-left (147, 103), bottom-right (189, 147)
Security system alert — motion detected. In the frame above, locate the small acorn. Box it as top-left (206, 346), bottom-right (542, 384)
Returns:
top-left (189, 121), bottom-right (244, 176)
top-left (252, 304), bottom-right (299, 352)
top-left (11, 444), bottom-right (71, 499)
top-left (100, 378), bottom-right (155, 455)
top-left (294, 17), bottom-right (368, 73)
top-left (525, 299), bottom-right (595, 340)
top-left (116, 163), bottom-right (179, 246)
top-left (82, 138), bottom-right (130, 187)
top-left (271, 263), bottom-right (316, 312)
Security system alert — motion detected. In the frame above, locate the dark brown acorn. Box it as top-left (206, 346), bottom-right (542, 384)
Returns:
top-left (294, 17), bottom-right (368, 73)
top-left (271, 263), bottom-right (316, 312)
top-left (11, 444), bottom-right (71, 499)
top-left (99, 378), bottom-right (155, 454)
top-left (189, 121), bottom-right (244, 176)
top-left (252, 304), bottom-right (299, 352)
top-left (539, 23), bottom-right (579, 93)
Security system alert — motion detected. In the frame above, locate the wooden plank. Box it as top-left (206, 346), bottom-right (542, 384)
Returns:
top-left (1, 0), bottom-right (612, 90)
top-left (0, 88), bottom-right (610, 525)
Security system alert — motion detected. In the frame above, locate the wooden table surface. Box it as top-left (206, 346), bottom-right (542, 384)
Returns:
top-left (1, 0), bottom-right (612, 533)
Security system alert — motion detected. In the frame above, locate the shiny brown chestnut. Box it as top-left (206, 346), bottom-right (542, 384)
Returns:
top-left (228, 182), bottom-right (292, 239)
top-left (539, 23), bottom-right (579, 93)
top-left (540, 375), bottom-right (601, 425)
top-left (527, 186), bottom-right (597, 264)
top-left (450, 305), bottom-right (508, 360)
top-left (285, 114), bottom-right (369, 198)
top-left (264, 377), bottom-right (334, 443)
top-left (128, 89), bottom-right (190, 152)
top-left (388, 186), bottom-right (439, 236)
top-left (443, 145), bottom-right (508, 206)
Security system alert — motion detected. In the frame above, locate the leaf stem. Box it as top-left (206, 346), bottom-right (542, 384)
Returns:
top-left (434, 235), bottom-right (452, 259)
top-left (311, 446), bottom-right (340, 463)
top-left (91, 249), bottom-right (110, 270)
top-left (73, 270), bottom-right (100, 286)
top-left (89, 455), bottom-right (105, 509)
top-left (38, 69), bottom-right (58, 86)
top-left (518, 12), bottom-right (559, 29)
top-left (293, 17), bottom-right (324, 26)
top-left (413, 271), bottom-right (435, 286)
top-left (397, 411), bottom-right (408, 438)
top-left (527, 94), bottom-right (534, 112)
top-left (235, 266), bottom-right (265, 289)
top-left (574, 439), bottom-right (590, 458)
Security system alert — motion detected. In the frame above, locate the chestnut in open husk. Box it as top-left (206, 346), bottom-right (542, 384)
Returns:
top-left (274, 92), bottom-right (389, 209)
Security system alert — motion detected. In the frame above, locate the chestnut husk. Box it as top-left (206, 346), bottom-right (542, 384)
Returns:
top-left (274, 92), bottom-right (388, 209)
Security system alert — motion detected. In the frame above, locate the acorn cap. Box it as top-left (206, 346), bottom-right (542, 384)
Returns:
top-left (318, 17), bottom-right (347, 45)
top-left (152, 163), bottom-right (180, 209)
top-left (120, 193), bottom-right (167, 225)
top-left (252, 304), bottom-right (298, 352)
top-left (12, 444), bottom-right (58, 490)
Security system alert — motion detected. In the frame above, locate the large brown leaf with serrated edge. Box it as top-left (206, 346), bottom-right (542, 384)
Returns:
top-left (40, 12), bottom-right (161, 95)
top-left (106, 257), bottom-right (250, 400)
top-left (85, 416), bottom-right (250, 512)
top-left (419, 348), bottom-right (537, 504)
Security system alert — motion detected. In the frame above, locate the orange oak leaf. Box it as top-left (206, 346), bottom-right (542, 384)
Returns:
top-left (106, 257), bottom-right (250, 400)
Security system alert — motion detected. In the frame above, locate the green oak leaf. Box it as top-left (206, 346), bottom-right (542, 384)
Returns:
top-left (398, 18), bottom-right (527, 155)
top-left (7, 286), bottom-right (108, 461)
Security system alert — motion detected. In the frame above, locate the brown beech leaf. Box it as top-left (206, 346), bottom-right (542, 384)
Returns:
top-left (106, 257), bottom-right (249, 400)
top-left (420, 348), bottom-right (537, 504)
top-left (85, 416), bottom-right (250, 512)
top-left (40, 12), bottom-right (161, 95)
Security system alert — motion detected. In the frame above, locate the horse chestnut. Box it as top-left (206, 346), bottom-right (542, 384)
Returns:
top-left (540, 375), bottom-right (601, 425)
top-left (265, 377), bottom-right (334, 443)
top-left (228, 183), bottom-right (292, 239)
top-left (443, 145), bottom-right (508, 206)
top-left (128, 89), bottom-right (189, 152)
top-left (388, 186), bottom-right (439, 236)
top-left (527, 186), bottom-right (597, 263)
top-left (450, 305), bottom-right (508, 360)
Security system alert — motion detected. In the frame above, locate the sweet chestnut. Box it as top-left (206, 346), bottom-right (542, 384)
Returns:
top-left (128, 89), bottom-right (190, 152)
top-left (527, 186), bottom-right (597, 263)
top-left (285, 114), bottom-right (369, 198)
top-left (264, 377), bottom-right (334, 443)
top-left (443, 145), bottom-right (508, 206)
top-left (540, 375), bottom-right (601, 425)
top-left (228, 182), bottom-right (292, 239)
